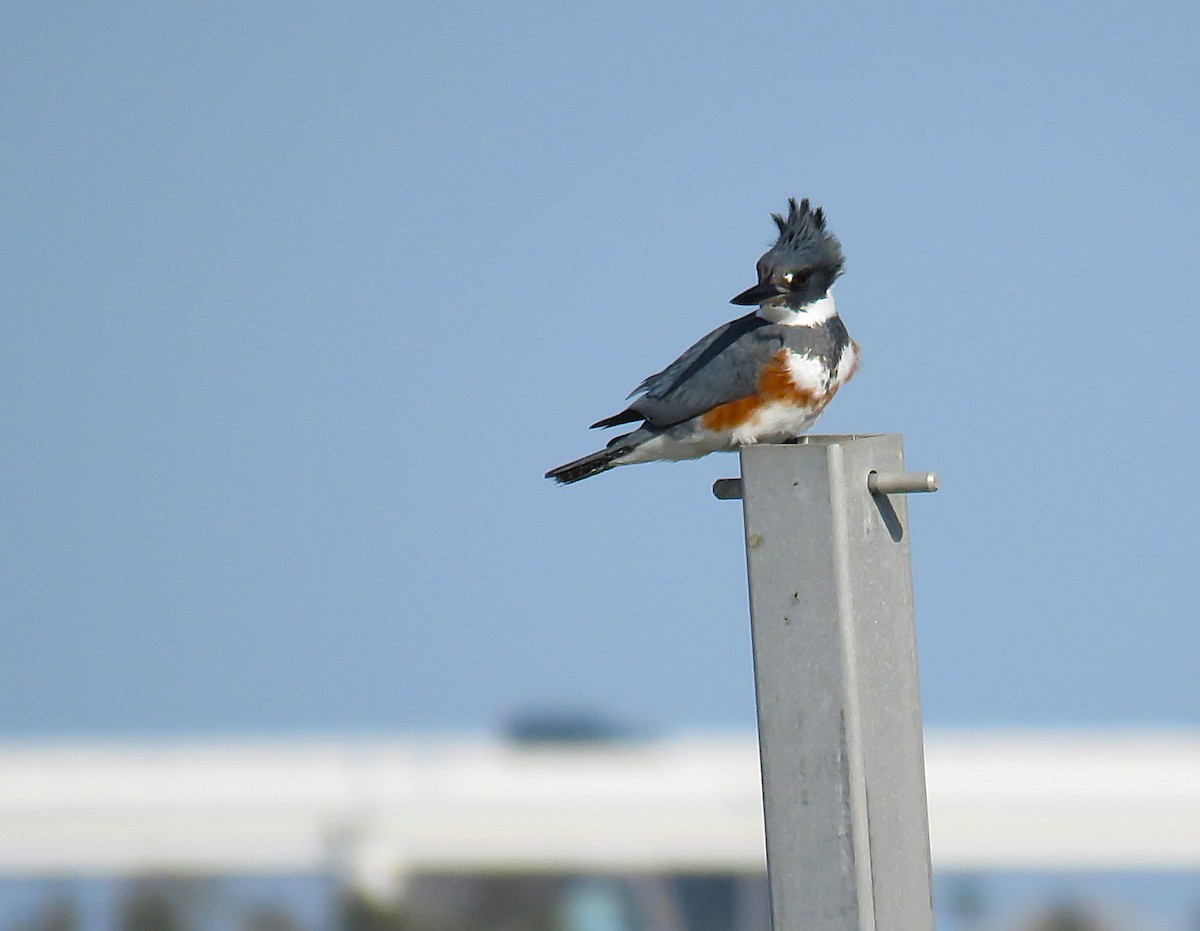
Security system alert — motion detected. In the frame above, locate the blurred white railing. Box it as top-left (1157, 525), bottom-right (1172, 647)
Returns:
top-left (0, 731), bottom-right (1197, 896)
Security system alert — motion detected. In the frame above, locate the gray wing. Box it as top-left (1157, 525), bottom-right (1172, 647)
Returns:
top-left (628, 313), bottom-right (759, 398)
top-left (592, 313), bottom-right (785, 430)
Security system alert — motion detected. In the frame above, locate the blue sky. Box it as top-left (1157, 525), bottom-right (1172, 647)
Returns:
top-left (3, 2), bottom-right (1198, 736)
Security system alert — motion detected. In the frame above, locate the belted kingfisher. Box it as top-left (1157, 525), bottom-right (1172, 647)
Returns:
top-left (545, 197), bottom-right (859, 485)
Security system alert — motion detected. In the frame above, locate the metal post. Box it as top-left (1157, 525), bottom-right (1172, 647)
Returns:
top-left (717, 435), bottom-right (936, 931)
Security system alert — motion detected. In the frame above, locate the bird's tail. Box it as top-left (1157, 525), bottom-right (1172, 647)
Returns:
top-left (545, 434), bottom-right (637, 485)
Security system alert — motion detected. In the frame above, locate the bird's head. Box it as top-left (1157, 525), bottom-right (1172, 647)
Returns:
top-left (731, 198), bottom-right (844, 309)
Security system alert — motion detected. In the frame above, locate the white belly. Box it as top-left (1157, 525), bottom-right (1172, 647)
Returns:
top-left (615, 403), bottom-right (826, 465)
top-left (731, 401), bottom-right (825, 445)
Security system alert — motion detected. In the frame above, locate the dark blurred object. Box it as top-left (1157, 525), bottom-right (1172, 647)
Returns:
top-left (118, 887), bottom-right (182, 931)
top-left (336, 891), bottom-right (414, 931)
top-left (241, 904), bottom-right (309, 931)
top-left (16, 897), bottom-right (79, 931)
top-left (402, 871), bottom-right (768, 931)
top-left (503, 709), bottom-right (641, 745)
top-left (1026, 903), bottom-right (1108, 931)
top-left (945, 875), bottom-right (989, 930)
top-left (117, 876), bottom-right (217, 931)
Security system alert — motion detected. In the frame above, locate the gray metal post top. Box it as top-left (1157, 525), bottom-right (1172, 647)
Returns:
top-left (730, 435), bottom-right (937, 931)
top-left (714, 437), bottom-right (938, 500)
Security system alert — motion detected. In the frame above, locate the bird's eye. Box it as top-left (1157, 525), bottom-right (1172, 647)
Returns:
top-left (782, 269), bottom-right (810, 289)
top-left (781, 272), bottom-right (794, 284)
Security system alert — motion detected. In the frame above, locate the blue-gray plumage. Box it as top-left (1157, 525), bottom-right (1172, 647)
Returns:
top-left (547, 198), bottom-right (859, 484)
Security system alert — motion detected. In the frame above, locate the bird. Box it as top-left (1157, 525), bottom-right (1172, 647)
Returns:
top-left (545, 197), bottom-right (859, 485)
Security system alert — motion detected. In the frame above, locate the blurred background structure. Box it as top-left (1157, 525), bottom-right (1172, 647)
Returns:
top-left (3, 1), bottom-right (1199, 928)
top-left (3, 729), bottom-right (1200, 929)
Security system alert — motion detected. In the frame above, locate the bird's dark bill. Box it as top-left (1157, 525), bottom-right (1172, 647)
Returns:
top-left (730, 282), bottom-right (779, 305)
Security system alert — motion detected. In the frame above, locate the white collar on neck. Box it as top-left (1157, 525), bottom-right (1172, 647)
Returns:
top-left (756, 291), bottom-right (838, 327)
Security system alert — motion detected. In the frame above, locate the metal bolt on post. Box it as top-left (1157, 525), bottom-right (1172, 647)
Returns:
top-left (715, 435), bottom-right (938, 931)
